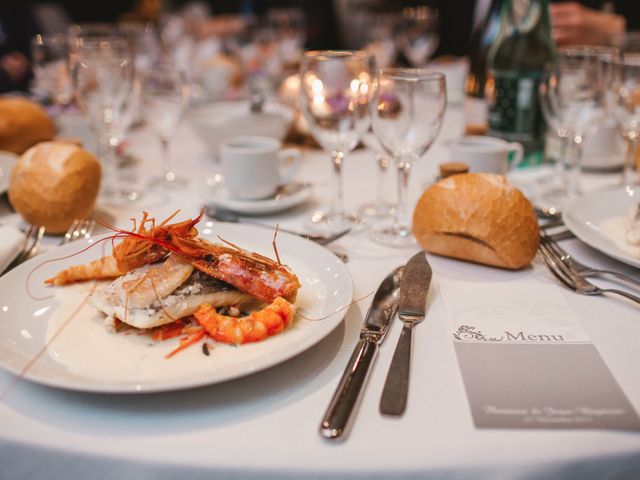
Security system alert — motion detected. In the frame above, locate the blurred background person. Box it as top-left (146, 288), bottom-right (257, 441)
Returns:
top-left (550, 1), bottom-right (639, 47)
top-left (0, 2), bottom-right (36, 93)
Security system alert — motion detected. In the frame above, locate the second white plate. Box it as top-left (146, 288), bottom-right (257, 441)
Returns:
top-left (563, 187), bottom-right (640, 269)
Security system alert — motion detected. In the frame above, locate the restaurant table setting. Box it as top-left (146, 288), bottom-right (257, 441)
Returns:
top-left (1, 20), bottom-right (640, 479)
top-left (1, 98), bottom-right (640, 478)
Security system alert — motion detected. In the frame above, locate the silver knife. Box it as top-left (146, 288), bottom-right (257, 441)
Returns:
top-left (379, 251), bottom-right (432, 416)
top-left (319, 266), bottom-right (403, 440)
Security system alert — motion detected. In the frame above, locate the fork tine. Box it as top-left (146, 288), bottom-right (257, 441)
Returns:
top-left (539, 241), bottom-right (579, 281)
top-left (24, 226), bottom-right (45, 261)
top-left (81, 219), bottom-right (96, 239)
top-left (1, 225), bottom-right (42, 275)
top-left (541, 231), bottom-right (571, 261)
top-left (62, 219), bottom-right (81, 245)
top-left (539, 243), bottom-right (574, 286)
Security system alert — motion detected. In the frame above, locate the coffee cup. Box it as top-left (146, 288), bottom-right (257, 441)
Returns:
top-left (220, 136), bottom-right (301, 200)
top-left (449, 135), bottom-right (524, 174)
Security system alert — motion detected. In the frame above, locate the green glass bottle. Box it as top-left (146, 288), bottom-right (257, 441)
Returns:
top-left (487, 0), bottom-right (555, 166)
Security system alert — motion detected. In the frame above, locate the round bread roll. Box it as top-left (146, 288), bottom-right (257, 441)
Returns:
top-left (412, 173), bottom-right (539, 269)
top-left (8, 141), bottom-right (101, 233)
top-left (0, 97), bottom-right (56, 154)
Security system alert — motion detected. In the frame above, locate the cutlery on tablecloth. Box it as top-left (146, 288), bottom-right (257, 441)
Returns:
top-left (379, 251), bottom-right (432, 416)
top-left (320, 266), bottom-right (403, 440)
top-left (540, 230), bottom-right (640, 290)
top-left (205, 206), bottom-right (350, 246)
top-left (539, 236), bottom-right (640, 307)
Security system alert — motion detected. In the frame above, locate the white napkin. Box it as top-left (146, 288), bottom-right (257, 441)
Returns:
top-left (0, 225), bottom-right (24, 273)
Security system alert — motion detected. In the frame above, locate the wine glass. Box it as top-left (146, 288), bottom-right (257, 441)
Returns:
top-left (142, 61), bottom-right (190, 189)
top-left (371, 68), bottom-right (446, 247)
top-left (31, 34), bottom-right (73, 107)
top-left (539, 47), bottom-right (609, 206)
top-left (394, 6), bottom-right (439, 67)
top-left (73, 38), bottom-right (139, 205)
top-left (299, 50), bottom-right (376, 233)
top-left (614, 55), bottom-right (640, 187)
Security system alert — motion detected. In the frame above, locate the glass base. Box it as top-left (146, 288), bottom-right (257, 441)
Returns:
top-left (148, 172), bottom-right (188, 190)
top-left (370, 224), bottom-right (416, 248)
top-left (306, 210), bottom-right (360, 235)
top-left (100, 186), bottom-right (142, 207)
top-left (358, 202), bottom-right (396, 225)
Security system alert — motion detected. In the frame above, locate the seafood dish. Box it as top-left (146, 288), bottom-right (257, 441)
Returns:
top-left (46, 211), bottom-right (301, 357)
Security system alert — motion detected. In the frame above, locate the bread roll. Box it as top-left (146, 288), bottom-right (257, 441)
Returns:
top-left (412, 173), bottom-right (539, 269)
top-left (0, 97), bottom-right (55, 154)
top-left (8, 141), bottom-right (101, 233)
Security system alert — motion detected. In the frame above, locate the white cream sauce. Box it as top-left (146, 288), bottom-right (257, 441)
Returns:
top-left (43, 260), bottom-right (326, 386)
top-left (599, 217), bottom-right (640, 259)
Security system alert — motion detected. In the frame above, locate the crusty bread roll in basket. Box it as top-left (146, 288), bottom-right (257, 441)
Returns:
top-left (412, 173), bottom-right (539, 269)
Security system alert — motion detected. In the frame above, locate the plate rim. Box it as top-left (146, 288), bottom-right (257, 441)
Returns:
top-left (0, 223), bottom-right (353, 394)
top-left (207, 183), bottom-right (311, 215)
top-left (563, 187), bottom-right (640, 269)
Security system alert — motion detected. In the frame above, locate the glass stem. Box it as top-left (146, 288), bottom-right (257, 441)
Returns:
top-left (557, 134), bottom-right (569, 188)
top-left (161, 137), bottom-right (171, 181)
top-left (395, 156), bottom-right (412, 234)
top-left (330, 150), bottom-right (345, 219)
top-left (623, 137), bottom-right (638, 188)
top-left (566, 135), bottom-right (583, 199)
top-left (376, 153), bottom-right (391, 207)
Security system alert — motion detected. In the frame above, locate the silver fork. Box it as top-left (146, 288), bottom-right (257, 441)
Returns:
top-left (60, 219), bottom-right (96, 245)
top-left (540, 230), bottom-right (640, 290)
top-left (539, 239), bottom-right (640, 307)
top-left (1, 225), bottom-right (46, 275)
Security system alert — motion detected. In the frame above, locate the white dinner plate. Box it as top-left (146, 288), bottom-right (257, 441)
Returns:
top-left (563, 187), bottom-right (640, 269)
top-left (0, 223), bottom-right (353, 393)
top-left (0, 150), bottom-right (17, 194)
top-left (207, 182), bottom-right (311, 215)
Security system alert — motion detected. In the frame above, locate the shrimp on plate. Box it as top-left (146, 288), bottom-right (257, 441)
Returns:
top-left (45, 210), bottom-right (301, 354)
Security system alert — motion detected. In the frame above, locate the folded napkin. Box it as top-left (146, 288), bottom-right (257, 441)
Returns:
top-left (0, 225), bottom-right (24, 273)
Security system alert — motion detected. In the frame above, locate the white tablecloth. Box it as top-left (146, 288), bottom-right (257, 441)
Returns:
top-left (1, 107), bottom-right (640, 480)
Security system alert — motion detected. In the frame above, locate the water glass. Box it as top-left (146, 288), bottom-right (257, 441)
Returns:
top-left (299, 50), bottom-right (376, 233)
top-left (371, 68), bottom-right (446, 247)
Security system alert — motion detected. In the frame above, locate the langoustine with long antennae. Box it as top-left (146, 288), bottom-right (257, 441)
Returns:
top-left (45, 210), bottom-right (302, 351)
top-left (45, 210), bottom-right (301, 304)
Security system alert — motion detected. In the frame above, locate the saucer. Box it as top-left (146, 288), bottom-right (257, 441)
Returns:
top-left (206, 182), bottom-right (312, 215)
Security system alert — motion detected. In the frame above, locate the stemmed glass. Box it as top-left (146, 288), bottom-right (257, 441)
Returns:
top-left (73, 38), bottom-right (139, 205)
top-left (299, 50), bottom-right (376, 233)
top-left (539, 47), bottom-right (608, 205)
top-left (31, 34), bottom-right (73, 107)
top-left (614, 55), bottom-right (640, 187)
top-left (371, 68), bottom-right (446, 247)
top-left (394, 6), bottom-right (439, 67)
top-left (142, 61), bottom-right (190, 189)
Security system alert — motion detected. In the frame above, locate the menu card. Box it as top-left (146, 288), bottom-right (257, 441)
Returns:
top-left (439, 280), bottom-right (640, 430)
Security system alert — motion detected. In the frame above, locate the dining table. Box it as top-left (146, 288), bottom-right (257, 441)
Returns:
top-left (1, 101), bottom-right (640, 480)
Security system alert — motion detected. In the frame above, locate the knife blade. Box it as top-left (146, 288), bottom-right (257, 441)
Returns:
top-left (319, 266), bottom-right (403, 440)
top-left (379, 251), bottom-right (432, 416)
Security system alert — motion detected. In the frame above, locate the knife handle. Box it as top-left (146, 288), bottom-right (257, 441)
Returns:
top-left (319, 338), bottom-right (378, 439)
top-left (379, 323), bottom-right (413, 416)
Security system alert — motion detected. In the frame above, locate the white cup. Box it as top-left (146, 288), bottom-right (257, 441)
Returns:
top-left (449, 135), bottom-right (524, 174)
top-left (220, 136), bottom-right (301, 200)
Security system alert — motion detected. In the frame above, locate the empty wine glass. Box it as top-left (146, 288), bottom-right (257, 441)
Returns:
top-left (142, 61), bottom-right (190, 189)
top-left (73, 38), bottom-right (139, 205)
top-left (371, 68), bottom-right (446, 247)
top-left (614, 55), bottom-right (640, 187)
top-left (394, 6), bottom-right (439, 67)
top-left (31, 34), bottom-right (73, 106)
top-left (539, 47), bottom-right (609, 205)
top-left (299, 50), bottom-right (376, 233)
top-left (359, 131), bottom-right (396, 222)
